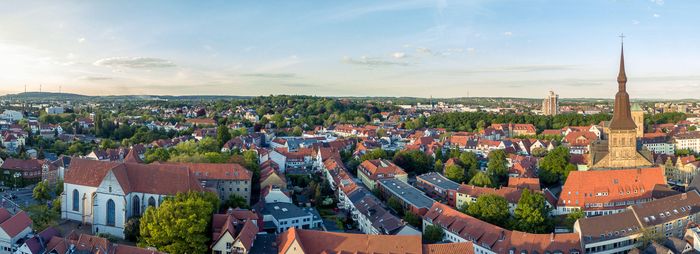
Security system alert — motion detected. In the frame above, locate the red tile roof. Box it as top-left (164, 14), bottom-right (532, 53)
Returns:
top-left (558, 167), bottom-right (667, 210)
top-left (278, 227), bottom-right (423, 254)
top-left (0, 210), bottom-right (31, 238)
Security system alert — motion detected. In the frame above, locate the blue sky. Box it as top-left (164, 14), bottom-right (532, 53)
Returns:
top-left (0, 0), bottom-right (698, 98)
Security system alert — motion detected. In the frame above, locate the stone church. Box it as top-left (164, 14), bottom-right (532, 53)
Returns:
top-left (589, 43), bottom-right (653, 169)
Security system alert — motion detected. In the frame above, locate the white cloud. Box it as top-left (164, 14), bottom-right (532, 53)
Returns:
top-left (653, 13), bottom-right (660, 18)
top-left (342, 56), bottom-right (409, 67)
top-left (94, 57), bottom-right (176, 69)
top-left (651, 0), bottom-right (664, 5)
top-left (77, 37), bottom-right (85, 43)
top-left (467, 48), bottom-right (476, 53)
top-left (392, 52), bottom-right (406, 59)
top-left (504, 31), bottom-right (513, 36)
top-left (632, 20), bottom-right (640, 25)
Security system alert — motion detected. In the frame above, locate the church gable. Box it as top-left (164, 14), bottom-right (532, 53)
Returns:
top-left (97, 170), bottom-right (126, 196)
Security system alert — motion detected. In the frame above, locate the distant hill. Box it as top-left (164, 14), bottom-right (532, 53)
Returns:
top-left (0, 92), bottom-right (251, 101)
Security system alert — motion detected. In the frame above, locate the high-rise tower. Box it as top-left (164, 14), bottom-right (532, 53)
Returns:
top-left (542, 91), bottom-right (559, 116)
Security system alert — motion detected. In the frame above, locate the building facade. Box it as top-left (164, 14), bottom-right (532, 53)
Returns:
top-left (542, 90), bottom-right (559, 116)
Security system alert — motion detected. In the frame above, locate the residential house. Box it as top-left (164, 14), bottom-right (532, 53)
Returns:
top-left (357, 159), bottom-right (408, 191)
top-left (377, 178), bottom-right (435, 216)
top-left (0, 208), bottom-right (32, 253)
top-left (211, 209), bottom-right (259, 254)
top-left (557, 167), bottom-right (667, 216)
top-left (575, 191), bottom-right (700, 254)
top-left (423, 202), bottom-right (581, 254)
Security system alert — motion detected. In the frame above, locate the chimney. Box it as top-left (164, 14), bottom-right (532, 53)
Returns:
top-left (550, 233), bottom-right (554, 242)
top-left (682, 193), bottom-right (688, 200)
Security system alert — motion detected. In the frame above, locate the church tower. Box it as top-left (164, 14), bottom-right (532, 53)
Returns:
top-left (589, 37), bottom-right (653, 169)
top-left (631, 104), bottom-right (644, 138)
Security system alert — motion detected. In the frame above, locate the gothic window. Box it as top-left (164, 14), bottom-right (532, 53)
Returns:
top-left (132, 196), bottom-right (140, 215)
top-left (106, 199), bottom-right (116, 226)
top-left (148, 197), bottom-right (156, 207)
top-left (72, 189), bottom-right (79, 211)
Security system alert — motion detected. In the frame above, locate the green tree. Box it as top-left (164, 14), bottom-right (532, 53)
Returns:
top-left (487, 150), bottom-right (508, 186)
top-left (403, 211), bottom-right (422, 228)
top-left (144, 148), bottom-right (171, 163)
top-left (530, 147), bottom-right (548, 157)
top-left (139, 191), bottom-right (219, 254)
top-left (32, 181), bottom-right (52, 202)
top-left (25, 204), bottom-right (59, 232)
top-left (434, 159), bottom-right (443, 172)
top-left (539, 146), bottom-right (576, 185)
top-left (124, 217), bottom-right (141, 242)
top-left (458, 151), bottom-right (479, 170)
top-left (513, 189), bottom-right (551, 233)
top-left (469, 171), bottom-right (493, 187)
top-left (393, 150), bottom-right (434, 175)
top-left (216, 125), bottom-right (231, 148)
top-left (423, 225), bottom-right (445, 244)
top-left (564, 209), bottom-right (585, 229)
top-left (444, 164), bottom-right (465, 182)
top-left (54, 179), bottom-right (64, 196)
top-left (222, 194), bottom-right (249, 210)
top-left (387, 197), bottom-right (403, 215)
top-left (467, 194), bottom-right (510, 227)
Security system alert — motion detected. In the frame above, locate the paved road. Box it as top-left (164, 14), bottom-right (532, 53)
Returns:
top-left (0, 185), bottom-right (41, 214)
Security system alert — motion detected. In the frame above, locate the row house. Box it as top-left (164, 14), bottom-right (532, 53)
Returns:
top-left (1, 130), bottom-right (27, 152)
top-left (183, 162), bottom-right (253, 203)
top-left (640, 133), bottom-right (675, 155)
top-left (443, 135), bottom-right (478, 152)
top-left (556, 167), bottom-right (667, 216)
top-left (490, 123), bottom-right (538, 137)
top-left (674, 131), bottom-right (700, 153)
top-left (357, 159), bottom-right (408, 190)
top-left (277, 227), bottom-right (476, 254)
top-left (220, 133), bottom-right (264, 152)
top-left (41, 232), bottom-right (164, 253)
top-left (423, 202), bottom-right (582, 254)
top-left (260, 161), bottom-right (287, 191)
top-left (415, 172), bottom-right (460, 204)
top-left (507, 155), bottom-right (538, 178)
top-left (269, 148), bottom-right (314, 174)
top-left (193, 128), bottom-right (217, 140)
top-left (377, 178), bottom-right (435, 216)
top-left (0, 208), bottom-right (32, 253)
top-left (0, 158), bottom-right (46, 187)
top-left (210, 208), bottom-right (260, 254)
top-left (511, 138), bottom-right (554, 156)
top-left (575, 191), bottom-right (700, 254)
top-left (319, 155), bottom-right (415, 235)
top-left (562, 131), bottom-right (599, 155)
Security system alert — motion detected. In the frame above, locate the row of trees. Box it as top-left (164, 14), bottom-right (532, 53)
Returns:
top-left (427, 112), bottom-right (612, 132)
top-left (459, 190), bottom-right (553, 234)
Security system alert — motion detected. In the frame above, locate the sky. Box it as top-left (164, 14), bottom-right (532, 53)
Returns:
top-left (0, 0), bottom-right (699, 99)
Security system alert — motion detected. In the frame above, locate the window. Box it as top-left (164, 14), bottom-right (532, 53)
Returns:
top-left (148, 197), bottom-right (156, 207)
top-left (72, 189), bottom-right (80, 211)
top-left (132, 196), bottom-right (140, 215)
top-left (106, 199), bottom-right (116, 226)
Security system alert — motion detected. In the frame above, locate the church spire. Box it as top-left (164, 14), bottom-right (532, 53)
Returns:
top-left (608, 34), bottom-right (637, 130)
top-left (617, 34), bottom-right (627, 88)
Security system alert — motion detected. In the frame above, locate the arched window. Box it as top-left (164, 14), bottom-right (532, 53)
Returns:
top-left (132, 196), bottom-right (140, 215)
top-left (72, 190), bottom-right (79, 211)
top-left (106, 199), bottom-right (115, 226)
top-left (148, 197), bottom-right (156, 207)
